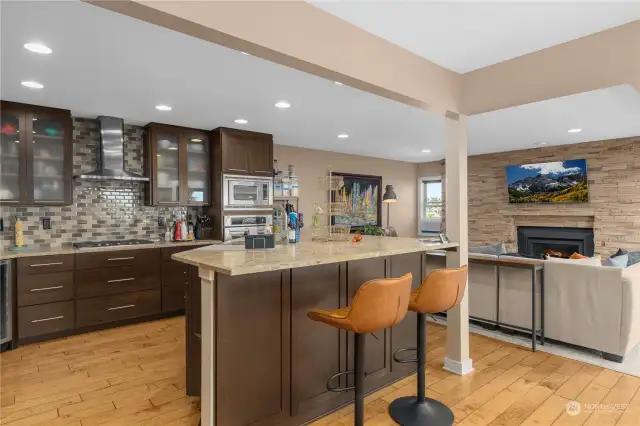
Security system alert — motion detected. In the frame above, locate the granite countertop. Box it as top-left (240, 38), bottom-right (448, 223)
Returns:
top-left (0, 239), bottom-right (222, 260)
top-left (172, 236), bottom-right (459, 276)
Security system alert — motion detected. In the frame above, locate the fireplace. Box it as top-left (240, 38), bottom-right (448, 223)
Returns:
top-left (517, 226), bottom-right (594, 259)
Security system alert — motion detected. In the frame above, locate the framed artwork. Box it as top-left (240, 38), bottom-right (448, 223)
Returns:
top-left (331, 172), bottom-right (382, 232)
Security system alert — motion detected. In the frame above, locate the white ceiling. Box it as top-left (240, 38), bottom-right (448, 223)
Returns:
top-left (310, 1), bottom-right (640, 73)
top-left (1, 1), bottom-right (640, 164)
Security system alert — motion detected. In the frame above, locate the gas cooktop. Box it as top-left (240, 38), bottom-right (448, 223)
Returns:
top-left (73, 239), bottom-right (154, 249)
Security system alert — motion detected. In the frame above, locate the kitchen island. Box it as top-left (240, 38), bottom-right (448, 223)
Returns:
top-left (172, 237), bottom-right (459, 426)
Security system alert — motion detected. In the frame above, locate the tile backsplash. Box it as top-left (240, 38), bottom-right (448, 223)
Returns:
top-left (1, 117), bottom-right (199, 250)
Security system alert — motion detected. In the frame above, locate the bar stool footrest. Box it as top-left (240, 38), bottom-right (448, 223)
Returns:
top-left (388, 396), bottom-right (454, 426)
top-left (393, 347), bottom-right (418, 364)
top-left (327, 370), bottom-right (371, 392)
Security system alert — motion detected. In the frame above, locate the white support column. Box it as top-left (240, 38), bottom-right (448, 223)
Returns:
top-left (199, 268), bottom-right (216, 426)
top-left (443, 112), bottom-right (473, 376)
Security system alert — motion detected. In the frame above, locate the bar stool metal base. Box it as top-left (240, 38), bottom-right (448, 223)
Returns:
top-left (388, 396), bottom-right (454, 426)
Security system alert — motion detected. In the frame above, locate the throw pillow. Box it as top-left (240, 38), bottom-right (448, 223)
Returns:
top-left (603, 254), bottom-right (629, 268)
top-left (627, 251), bottom-right (640, 266)
top-left (614, 248), bottom-right (628, 257)
top-left (469, 243), bottom-right (506, 255)
top-left (569, 253), bottom-right (588, 260)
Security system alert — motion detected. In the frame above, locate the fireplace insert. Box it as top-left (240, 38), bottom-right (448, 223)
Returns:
top-left (517, 226), bottom-right (594, 259)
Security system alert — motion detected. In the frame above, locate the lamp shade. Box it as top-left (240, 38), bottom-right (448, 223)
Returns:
top-left (382, 185), bottom-right (397, 203)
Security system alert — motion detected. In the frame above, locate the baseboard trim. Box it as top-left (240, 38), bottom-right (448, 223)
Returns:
top-left (443, 357), bottom-right (474, 376)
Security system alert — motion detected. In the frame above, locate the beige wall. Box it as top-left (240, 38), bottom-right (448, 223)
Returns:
top-left (418, 137), bottom-right (640, 255)
top-left (274, 144), bottom-right (418, 237)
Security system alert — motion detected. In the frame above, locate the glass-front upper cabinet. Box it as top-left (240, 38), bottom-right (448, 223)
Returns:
top-left (155, 132), bottom-right (181, 204)
top-left (0, 102), bottom-right (72, 206)
top-left (0, 110), bottom-right (22, 203)
top-left (145, 123), bottom-right (210, 206)
top-left (186, 132), bottom-right (210, 205)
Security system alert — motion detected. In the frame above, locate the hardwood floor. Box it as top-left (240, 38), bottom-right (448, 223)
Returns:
top-left (1, 317), bottom-right (639, 426)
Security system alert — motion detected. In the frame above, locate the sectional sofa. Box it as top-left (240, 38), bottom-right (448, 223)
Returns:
top-left (425, 252), bottom-right (640, 362)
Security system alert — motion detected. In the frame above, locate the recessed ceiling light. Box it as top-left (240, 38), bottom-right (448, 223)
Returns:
top-left (421, 149), bottom-right (431, 153)
top-left (24, 42), bottom-right (52, 54)
top-left (167, 147), bottom-right (178, 150)
top-left (334, 81), bottom-right (343, 85)
top-left (234, 119), bottom-right (248, 124)
top-left (568, 128), bottom-right (582, 133)
top-left (21, 81), bottom-right (43, 89)
top-left (275, 101), bottom-right (291, 109)
top-left (535, 142), bottom-right (548, 146)
top-left (337, 134), bottom-right (349, 139)
top-left (190, 138), bottom-right (203, 142)
top-left (155, 105), bottom-right (172, 111)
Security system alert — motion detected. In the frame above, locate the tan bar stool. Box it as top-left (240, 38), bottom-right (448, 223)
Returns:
top-left (389, 265), bottom-right (468, 426)
top-left (308, 273), bottom-right (413, 426)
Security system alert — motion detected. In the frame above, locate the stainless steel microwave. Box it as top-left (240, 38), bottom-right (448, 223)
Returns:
top-left (223, 174), bottom-right (273, 210)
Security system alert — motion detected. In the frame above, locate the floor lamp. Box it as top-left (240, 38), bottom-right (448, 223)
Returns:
top-left (382, 185), bottom-right (397, 227)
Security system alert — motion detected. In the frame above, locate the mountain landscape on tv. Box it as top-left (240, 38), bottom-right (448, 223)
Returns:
top-left (506, 160), bottom-right (588, 203)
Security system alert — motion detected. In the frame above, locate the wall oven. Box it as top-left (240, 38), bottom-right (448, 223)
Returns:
top-left (223, 174), bottom-right (273, 210)
top-left (223, 214), bottom-right (272, 242)
top-left (0, 260), bottom-right (12, 349)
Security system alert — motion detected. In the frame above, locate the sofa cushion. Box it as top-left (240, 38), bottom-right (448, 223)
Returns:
top-left (603, 254), bottom-right (629, 268)
top-left (546, 256), bottom-right (601, 266)
top-left (469, 243), bottom-right (506, 255)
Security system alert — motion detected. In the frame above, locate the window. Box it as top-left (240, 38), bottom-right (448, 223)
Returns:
top-left (418, 177), bottom-right (442, 235)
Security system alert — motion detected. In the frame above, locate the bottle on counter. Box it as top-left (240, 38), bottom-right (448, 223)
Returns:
top-left (164, 227), bottom-right (173, 242)
top-left (15, 216), bottom-right (24, 248)
top-left (180, 217), bottom-right (188, 241)
top-left (174, 219), bottom-right (183, 241)
top-left (288, 212), bottom-right (298, 243)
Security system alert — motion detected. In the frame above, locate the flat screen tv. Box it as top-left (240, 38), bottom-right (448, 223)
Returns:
top-left (506, 159), bottom-right (588, 204)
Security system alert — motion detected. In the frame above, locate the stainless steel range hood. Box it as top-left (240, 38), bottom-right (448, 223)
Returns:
top-left (75, 116), bottom-right (149, 181)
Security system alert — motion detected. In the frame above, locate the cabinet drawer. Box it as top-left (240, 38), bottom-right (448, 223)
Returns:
top-left (162, 246), bottom-right (197, 262)
top-left (17, 255), bottom-right (74, 275)
top-left (76, 249), bottom-right (160, 270)
top-left (19, 301), bottom-right (75, 339)
top-left (162, 283), bottom-right (186, 312)
top-left (75, 266), bottom-right (160, 299)
top-left (18, 272), bottom-right (74, 307)
top-left (76, 290), bottom-right (161, 328)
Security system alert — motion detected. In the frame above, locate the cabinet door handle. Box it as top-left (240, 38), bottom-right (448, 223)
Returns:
top-left (107, 278), bottom-right (135, 283)
top-left (107, 257), bottom-right (135, 261)
top-left (31, 315), bottom-right (64, 323)
top-left (30, 262), bottom-right (63, 267)
top-left (108, 304), bottom-right (135, 311)
top-left (227, 168), bottom-right (247, 172)
top-left (30, 286), bottom-right (64, 292)
top-left (254, 170), bottom-right (271, 173)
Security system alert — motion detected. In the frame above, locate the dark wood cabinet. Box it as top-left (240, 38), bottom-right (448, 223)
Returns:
top-left (0, 101), bottom-right (72, 206)
top-left (186, 265), bottom-right (201, 397)
top-left (212, 127), bottom-right (273, 176)
top-left (14, 246), bottom-right (198, 345)
top-left (145, 122), bottom-right (211, 206)
top-left (182, 253), bottom-right (427, 426)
